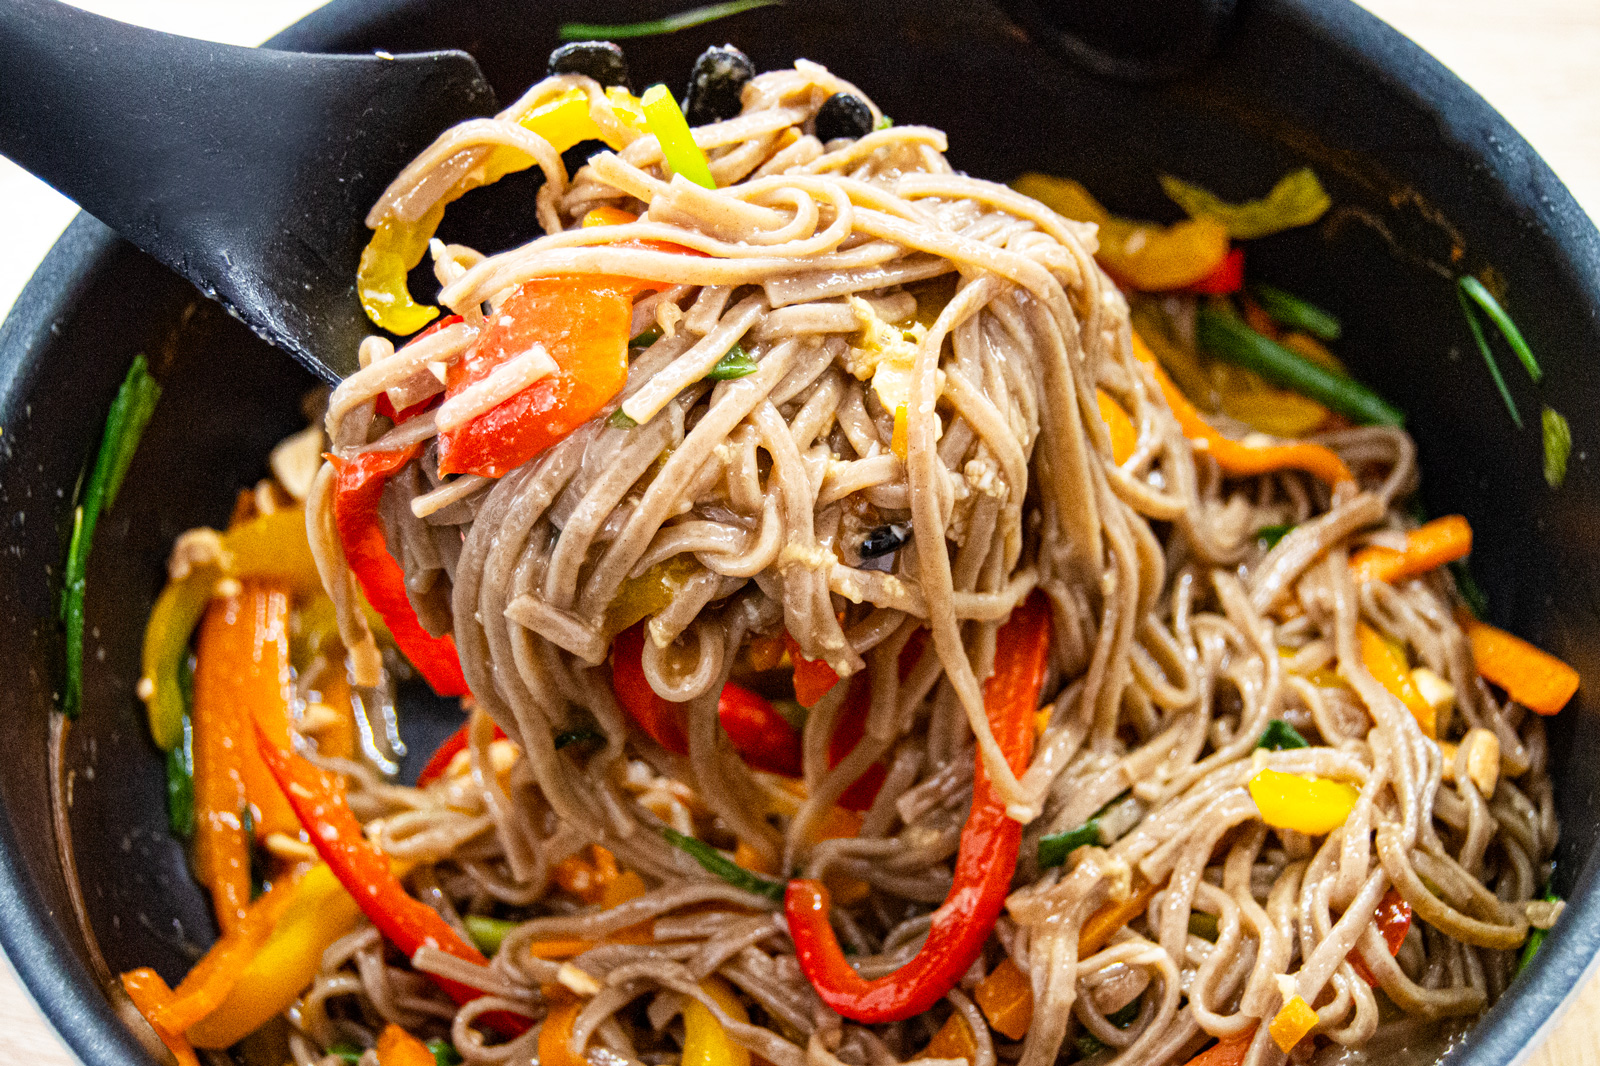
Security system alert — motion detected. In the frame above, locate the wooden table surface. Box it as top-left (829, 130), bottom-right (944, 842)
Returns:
top-left (1, 1), bottom-right (1598, 1063)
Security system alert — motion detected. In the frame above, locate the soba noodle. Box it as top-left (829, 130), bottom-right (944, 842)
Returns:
top-left (239, 60), bottom-right (1554, 1066)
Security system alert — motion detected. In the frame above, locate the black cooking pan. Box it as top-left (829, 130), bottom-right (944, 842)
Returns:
top-left (2, 1), bottom-right (1598, 1063)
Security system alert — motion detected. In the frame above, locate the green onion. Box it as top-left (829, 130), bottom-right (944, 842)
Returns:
top-left (1516, 887), bottom-right (1561, 975)
top-left (608, 408), bottom-right (639, 429)
top-left (1450, 560), bottom-right (1488, 619)
top-left (1160, 168), bottom-right (1331, 239)
top-left (1542, 406), bottom-right (1571, 489)
top-left (465, 914), bottom-right (520, 954)
top-left (875, 114), bottom-right (895, 131)
top-left (555, 728), bottom-right (604, 749)
top-left (1038, 819), bottom-right (1102, 868)
top-left (632, 326), bottom-right (664, 347)
top-left (327, 1044), bottom-right (363, 1065)
top-left (61, 355), bottom-right (161, 717)
top-left (1256, 719), bottom-right (1309, 752)
top-left (1457, 286), bottom-right (1522, 428)
top-left (662, 827), bottom-right (786, 901)
top-left (166, 655), bottom-right (195, 838)
top-left (1459, 276), bottom-right (1541, 383)
top-left (1256, 523), bottom-right (1295, 550)
top-left (1196, 305), bottom-right (1403, 426)
top-left (640, 83), bottom-right (716, 189)
top-left (706, 344), bottom-right (758, 380)
top-left (560, 0), bottom-right (781, 41)
top-left (429, 1039), bottom-right (465, 1066)
top-left (1247, 283), bottom-right (1342, 341)
top-left (1187, 911), bottom-right (1220, 942)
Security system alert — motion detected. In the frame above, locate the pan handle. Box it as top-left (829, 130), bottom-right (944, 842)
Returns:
top-left (997, 0), bottom-right (1239, 82)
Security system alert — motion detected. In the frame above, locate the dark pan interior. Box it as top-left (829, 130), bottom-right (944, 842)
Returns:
top-left (1, 1), bottom-right (1598, 1064)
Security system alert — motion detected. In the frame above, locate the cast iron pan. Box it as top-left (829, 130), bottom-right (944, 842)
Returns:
top-left (1, 1), bottom-right (1598, 1063)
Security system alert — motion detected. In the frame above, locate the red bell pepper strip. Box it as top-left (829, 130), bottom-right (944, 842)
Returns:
top-left (611, 624), bottom-right (802, 777)
top-left (330, 445), bottom-right (469, 697)
top-left (415, 722), bottom-right (510, 787)
top-left (1349, 886), bottom-right (1412, 986)
top-left (253, 722), bottom-right (528, 1037)
top-left (375, 314), bottom-right (462, 423)
top-left (785, 596), bottom-right (1050, 1022)
top-left (1186, 246), bottom-right (1245, 295)
top-left (785, 632), bottom-right (843, 708)
top-left (828, 676), bottom-right (887, 812)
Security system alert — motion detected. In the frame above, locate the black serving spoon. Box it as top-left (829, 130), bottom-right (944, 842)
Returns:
top-left (0, 0), bottom-right (497, 383)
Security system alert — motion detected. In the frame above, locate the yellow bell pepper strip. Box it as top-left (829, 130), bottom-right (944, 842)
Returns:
top-left (1349, 515), bottom-right (1473, 586)
top-left (375, 1024), bottom-right (440, 1066)
top-left (1096, 389), bottom-right (1138, 464)
top-left (683, 976), bottom-right (751, 1066)
top-left (975, 958), bottom-right (1034, 1041)
top-left (1248, 768), bottom-right (1359, 836)
top-left (120, 969), bottom-right (201, 1066)
top-left (1160, 169), bottom-right (1332, 240)
top-left (1131, 331), bottom-right (1354, 485)
top-left (540, 990), bottom-right (590, 1066)
top-left (1079, 873), bottom-right (1165, 957)
top-left (185, 864), bottom-right (364, 1048)
top-left (357, 87), bottom-right (647, 334)
top-left (914, 1014), bottom-right (979, 1062)
top-left (140, 504), bottom-right (324, 752)
top-left (1356, 624), bottom-right (1436, 737)
top-left (1462, 616), bottom-right (1579, 716)
top-left (255, 724), bottom-right (530, 1037)
top-left (1010, 173), bottom-right (1230, 291)
top-left (1268, 994), bottom-right (1319, 1053)
top-left (641, 83), bottom-right (716, 188)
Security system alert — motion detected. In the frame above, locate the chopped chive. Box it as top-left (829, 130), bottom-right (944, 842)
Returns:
top-left (875, 114), bottom-right (895, 131)
top-left (1256, 523), bottom-right (1295, 550)
top-left (465, 914), bottom-right (520, 954)
top-left (1459, 276), bottom-right (1541, 383)
top-left (560, 0), bottom-right (781, 41)
top-left (607, 408), bottom-right (639, 429)
top-left (1039, 819), bottom-right (1102, 868)
top-left (166, 658), bottom-right (195, 838)
top-left (1542, 406), bottom-right (1571, 489)
top-left (706, 344), bottom-right (758, 380)
top-left (1516, 886), bottom-right (1561, 975)
top-left (640, 83), bottom-right (716, 189)
top-left (1450, 560), bottom-right (1488, 619)
top-left (554, 728), bottom-right (604, 749)
top-left (1196, 305), bottom-right (1403, 426)
top-left (61, 355), bottom-right (162, 717)
top-left (631, 326), bottom-right (663, 347)
top-left (428, 1039), bottom-right (465, 1066)
top-left (1457, 287), bottom-right (1521, 428)
top-left (1247, 283), bottom-right (1342, 341)
top-left (1256, 719), bottom-right (1309, 751)
top-left (327, 1044), bottom-right (363, 1065)
top-left (663, 827), bottom-right (786, 900)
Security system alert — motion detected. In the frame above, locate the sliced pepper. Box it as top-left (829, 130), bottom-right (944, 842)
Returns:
top-left (1348, 886), bottom-right (1411, 987)
top-left (1268, 995), bottom-right (1318, 1053)
top-left (415, 721), bottom-right (510, 787)
top-left (914, 1014), bottom-right (978, 1063)
top-left (330, 445), bottom-right (470, 696)
top-left (682, 976), bottom-right (751, 1066)
top-left (377, 1023), bottom-right (439, 1066)
top-left (1356, 624), bottom-right (1435, 737)
top-left (1186, 246), bottom-right (1245, 295)
top-left (1248, 768), bottom-right (1359, 836)
top-left (785, 596), bottom-right (1048, 1022)
top-left (121, 969), bottom-right (201, 1066)
top-left (975, 957), bottom-right (1033, 1041)
top-left (254, 723), bottom-right (528, 1037)
top-left (539, 991), bottom-right (589, 1066)
top-left (186, 864), bottom-right (364, 1048)
top-left (1462, 616), bottom-right (1579, 716)
top-left (1096, 389), bottom-right (1138, 464)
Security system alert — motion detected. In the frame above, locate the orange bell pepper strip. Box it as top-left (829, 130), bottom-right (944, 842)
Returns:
top-left (253, 722), bottom-right (529, 1037)
top-left (540, 991), bottom-right (590, 1066)
top-left (914, 1014), bottom-right (979, 1062)
top-left (1096, 389), bottom-right (1138, 464)
top-left (1462, 617), bottom-right (1579, 716)
top-left (377, 1024), bottom-right (439, 1066)
top-left (1179, 1028), bottom-right (1258, 1066)
top-left (192, 580), bottom-right (298, 928)
top-left (1078, 872), bottom-right (1166, 957)
top-left (1349, 515), bottom-right (1473, 585)
top-left (975, 957), bottom-right (1034, 1040)
top-left (1269, 995), bottom-right (1319, 1052)
top-left (1356, 624), bottom-right (1436, 737)
top-left (1131, 331), bottom-right (1353, 486)
top-left (120, 969), bottom-right (201, 1066)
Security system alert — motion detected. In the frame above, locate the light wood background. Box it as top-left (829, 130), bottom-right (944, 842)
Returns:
top-left (1, 1), bottom-right (1597, 1063)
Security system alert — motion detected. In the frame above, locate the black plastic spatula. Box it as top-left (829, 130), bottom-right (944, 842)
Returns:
top-left (0, 0), bottom-right (498, 382)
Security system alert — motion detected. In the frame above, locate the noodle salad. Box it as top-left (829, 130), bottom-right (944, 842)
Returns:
top-left (101, 35), bottom-right (1578, 1066)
